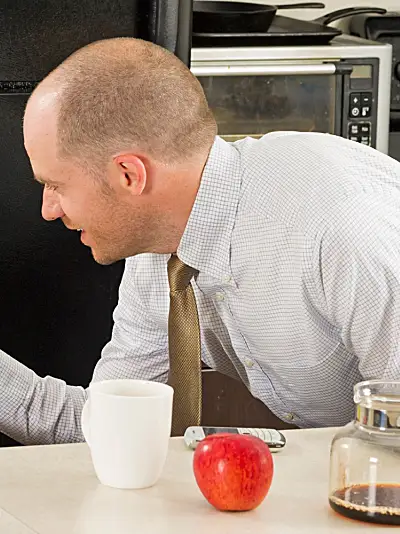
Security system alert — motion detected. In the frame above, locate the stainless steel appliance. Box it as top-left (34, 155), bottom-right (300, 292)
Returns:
top-left (191, 18), bottom-right (392, 153)
top-left (350, 12), bottom-right (400, 160)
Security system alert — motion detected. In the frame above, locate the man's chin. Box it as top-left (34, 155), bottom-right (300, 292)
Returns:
top-left (90, 243), bottom-right (144, 265)
top-left (90, 248), bottom-right (119, 266)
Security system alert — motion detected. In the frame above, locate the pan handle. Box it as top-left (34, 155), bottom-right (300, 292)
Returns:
top-left (314, 7), bottom-right (387, 26)
top-left (276, 3), bottom-right (325, 9)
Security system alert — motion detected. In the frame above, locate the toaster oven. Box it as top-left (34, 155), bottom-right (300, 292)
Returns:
top-left (191, 33), bottom-right (392, 152)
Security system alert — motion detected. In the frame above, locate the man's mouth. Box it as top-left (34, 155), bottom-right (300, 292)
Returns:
top-left (65, 225), bottom-right (83, 232)
top-left (63, 223), bottom-right (88, 243)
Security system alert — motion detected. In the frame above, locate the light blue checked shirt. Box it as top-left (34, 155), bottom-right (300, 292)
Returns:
top-left (1, 131), bottom-right (400, 444)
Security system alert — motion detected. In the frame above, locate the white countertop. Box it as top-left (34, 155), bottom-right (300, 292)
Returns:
top-left (0, 427), bottom-right (389, 533)
top-left (0, 509), bottom-right (36, 534)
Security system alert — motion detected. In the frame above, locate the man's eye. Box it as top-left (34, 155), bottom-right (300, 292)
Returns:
top-left (45, 183), bottom-right (58, 192)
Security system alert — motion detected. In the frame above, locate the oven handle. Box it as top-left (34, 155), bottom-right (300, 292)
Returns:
top-left (191, 63), bottom-right (351, 77)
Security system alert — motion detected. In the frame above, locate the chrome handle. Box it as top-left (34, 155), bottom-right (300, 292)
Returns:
top-left (191, 63), bottom-right (337, 77)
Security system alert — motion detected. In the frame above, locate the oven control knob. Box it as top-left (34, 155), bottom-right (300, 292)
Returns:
top-left (395, 62), bottom-right (400, 82)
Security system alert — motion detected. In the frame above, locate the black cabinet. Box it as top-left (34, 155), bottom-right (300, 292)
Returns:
top-left (0, 0), bottom-right (193, 446)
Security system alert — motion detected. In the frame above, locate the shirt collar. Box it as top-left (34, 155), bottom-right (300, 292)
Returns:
top-left (177, 136), bottom-right (242, 281)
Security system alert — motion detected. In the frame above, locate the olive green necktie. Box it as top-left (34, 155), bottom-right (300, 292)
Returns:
top-left (167, 254), bottom-right (202, 436)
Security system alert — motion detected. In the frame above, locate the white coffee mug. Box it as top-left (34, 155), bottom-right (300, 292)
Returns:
top-left (81, 379), bottom-right (174, 490)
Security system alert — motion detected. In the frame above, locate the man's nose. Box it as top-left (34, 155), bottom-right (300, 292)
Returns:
top-left (41, 187), bottom-right (65, 221)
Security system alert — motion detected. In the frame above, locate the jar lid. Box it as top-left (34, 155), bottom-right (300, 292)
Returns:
top-left (354, 380), bottom-right (400, 430)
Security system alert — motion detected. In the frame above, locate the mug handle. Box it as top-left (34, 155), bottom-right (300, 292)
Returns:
top-left (81, 397), bottom-right (91, 447)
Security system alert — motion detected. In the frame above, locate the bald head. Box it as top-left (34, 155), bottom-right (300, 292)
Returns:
top-left (26, 38), bottom-right (217, 170)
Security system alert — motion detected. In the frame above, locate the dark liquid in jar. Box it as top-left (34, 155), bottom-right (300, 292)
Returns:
top-left (330, 484), bottom-right (400, 525)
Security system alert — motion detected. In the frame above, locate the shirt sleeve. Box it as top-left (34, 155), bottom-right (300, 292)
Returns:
top-left (92, 256), bottom-right (169, 384)
top-left (0, 257), bottom-right (169, 445)
top-left (313, 192), bottom-right (400, 380)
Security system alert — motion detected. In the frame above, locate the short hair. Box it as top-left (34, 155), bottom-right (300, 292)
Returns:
top-left (51, 38), bottom-right (217, 168)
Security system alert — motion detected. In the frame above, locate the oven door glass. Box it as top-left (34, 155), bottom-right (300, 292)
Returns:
top-left (197, 72), bottom-right (337, 142)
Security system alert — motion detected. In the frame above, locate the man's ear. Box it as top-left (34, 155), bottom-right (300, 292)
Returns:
top-left (113, 154), bottom-right (147, 195)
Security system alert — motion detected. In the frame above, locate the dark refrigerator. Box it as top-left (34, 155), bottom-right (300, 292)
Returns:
top-left (0, 0), bottom-right (193, 446)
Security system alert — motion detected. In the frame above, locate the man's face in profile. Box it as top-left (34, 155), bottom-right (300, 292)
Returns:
top-left (23, 88), bottom-right (159, 265)
top-left (32, 160), bottom-right (125, 266)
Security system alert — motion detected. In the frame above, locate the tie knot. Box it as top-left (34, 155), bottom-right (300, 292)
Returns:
top-left (168, 255), bottom-right (198, 292)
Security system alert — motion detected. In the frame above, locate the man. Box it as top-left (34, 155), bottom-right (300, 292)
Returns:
top-left (1, 37), bottom-right (399, 445)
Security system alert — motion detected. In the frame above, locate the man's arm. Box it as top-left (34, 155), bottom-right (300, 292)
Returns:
top-left (0, 350), bottom-right (86, 444)
top-left (313, 193), bottom-right (400, 379)
top-left (0, 255), bottom-right (169, 445)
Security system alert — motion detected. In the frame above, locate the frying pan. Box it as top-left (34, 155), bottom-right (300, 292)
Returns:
top-left (193, 1), bottom-right (387, 34)
top-left (193, 1), bottom-right (325, 33)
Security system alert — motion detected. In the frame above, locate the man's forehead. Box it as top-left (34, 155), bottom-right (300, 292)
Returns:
top-left (24, 117), bottom-right (59, 170)
top-left (24, 86), bottom-right (59, 140)
top-left (25, 85), bottom-right (60, 117)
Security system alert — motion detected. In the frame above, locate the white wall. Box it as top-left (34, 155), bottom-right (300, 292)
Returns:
top-left (200, 0), bottom-right (400, 31)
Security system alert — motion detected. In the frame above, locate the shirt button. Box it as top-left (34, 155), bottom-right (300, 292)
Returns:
top-left (223, 275), bottom-right (232, 284)
top-left (245, 358), bottom-right (254, 368)
top-left (215, 292), bottom-right (225, 301)
top-left (285, 413), bottom-right (295, 421)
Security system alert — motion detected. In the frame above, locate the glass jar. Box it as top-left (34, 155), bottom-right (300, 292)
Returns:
top-left (329, 380), bottom-right (400, 525)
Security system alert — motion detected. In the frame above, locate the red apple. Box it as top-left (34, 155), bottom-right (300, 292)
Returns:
top-left (193, 433), bottom-right (274, 511)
